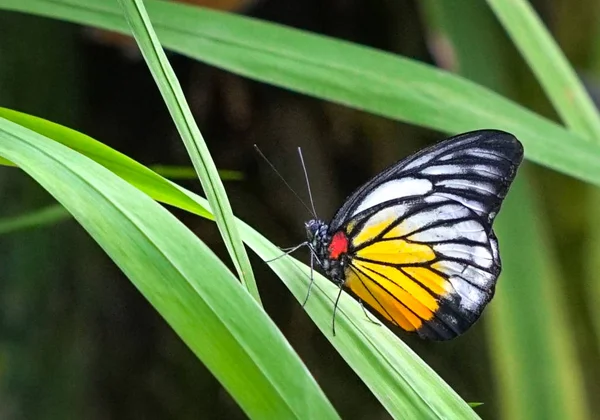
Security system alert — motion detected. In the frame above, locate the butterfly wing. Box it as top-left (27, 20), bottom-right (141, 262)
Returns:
top-left (332, 130), bottom-right (523, 340)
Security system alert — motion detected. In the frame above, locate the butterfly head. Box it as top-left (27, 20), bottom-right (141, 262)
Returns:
top-left (305, 219), bottom-right (327, 245)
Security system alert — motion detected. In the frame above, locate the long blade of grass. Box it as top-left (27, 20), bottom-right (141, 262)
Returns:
top-left (2, 158), bottom-right (242, 181)
top-left (491, 176), bottom-right (589, 420)
top-left (235, 217), bottom-right (479, 419)
top-left (150, 165), bottom-right (243, 181)
top-left (0, 203), bottom-right (69, 235)
top-left (0, 107), bottom-right (213, 220)
top-left (486, 0), bottom-right (600, 139)
top-left (423, 2), bottom-right (590, 418)
top-left (486, 0), bottom-right (600, 406)
top-left (588, 5), bottom-right (600, 363)
top-left (0, 108), bottom-right (479, 418)
top-left (3, 0), bottom-right (600, 187)
top-left (588, 191), bottom-right (600, 352)
top-left (115, 0), bottom-right (259, 303)
top-left (0, 115), bottom-right (339, 419)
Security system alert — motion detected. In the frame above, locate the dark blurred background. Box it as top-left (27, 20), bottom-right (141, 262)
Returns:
top-left (0, 0), bottom-right (598, 419)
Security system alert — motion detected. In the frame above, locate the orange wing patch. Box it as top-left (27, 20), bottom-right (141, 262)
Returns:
top-left (345, 268), bottom-right (418, 331)
top-left (343, 198), bottom-right (501, 338)
top-left (356, 240), bottom-right (435, 265)
top-left (351, 218), bottom-right (390, 247)
top-left (345, 263), bottom-right (451, 333)
top-left (353, 261), bottom-right (439, 313)
top-left (402, 267), bottom-right (447, 296)
top-left (350, 205), bottom-right (408, 247)
top-left (343, 240), bottom-right (464, 333)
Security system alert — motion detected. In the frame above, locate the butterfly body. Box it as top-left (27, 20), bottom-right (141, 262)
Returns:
top-left (306, 219), bottom-right (349, 285)
top-left (305, 130), bottom-right (523, 340)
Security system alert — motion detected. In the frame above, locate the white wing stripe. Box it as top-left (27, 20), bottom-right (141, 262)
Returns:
top-left (439, 148), bottom-right (511, 162)
top-left (433, 260), bottom-right (495, 288)
top-left (433, 243), bottom-right (493, 268)
top-left (436, 193), bottom-right (486, 215)
top-left (352, 178), bottom-right (432, 215)
top-left (421, 164), bottom-right (503, 178)
top-left (420, 164), bottom-right (464, 176)
top-left (397, 204), bottom-right (471, 235)
top-left (402, 154), bottom-right (436, 171)
top-left (437, 179), bottom-right (497, 195)
top-left (408, 220), bottom-right (487, 243)
top-left (447, 277), bottom-right (488, 312)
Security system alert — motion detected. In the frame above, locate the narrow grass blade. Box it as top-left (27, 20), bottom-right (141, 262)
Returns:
top-left (584, 0), bottom-right (600, 385)
top-left (3, 154), bottom-right (242, 182)
top-left (490, 175), bottom-right (589, 420)
top-left (0, 106), bottom-right (213, 220)
top-left (150, 165), bottom-right (243, 181)
top-left (423, 2), bottom-right (590, 418)
top-left (588, 191), bottom-right (600, 351)
top-left (235, 218), bottom-right (479, 419)
top-left (0, 109), bottom-right (479, 418)
top-left (0, 116), bottom-right (339, 419)
top-left (116, 0), bottom-right (260, 303)
top-left (3, 0), bottom-right (600, 187)
top-left (486, 0), bottom-right (600, 404)
top-left (486, 0), bottom-right (600, 138)
top-left (0, 203), bottom-right (69, 235)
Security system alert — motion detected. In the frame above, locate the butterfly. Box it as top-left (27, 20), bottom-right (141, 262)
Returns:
top-left (304, 130), bottom-right (523, 340)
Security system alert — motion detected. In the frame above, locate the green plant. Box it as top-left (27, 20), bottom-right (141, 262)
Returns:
top-left (0, 0), bottom-right (597, 418)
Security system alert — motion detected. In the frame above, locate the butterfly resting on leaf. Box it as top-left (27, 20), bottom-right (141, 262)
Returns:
top-left (302, 130), bottom-right (523, 341)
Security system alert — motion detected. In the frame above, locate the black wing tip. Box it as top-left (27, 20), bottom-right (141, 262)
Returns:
top-left (458, 128), bottom-right (515, 141)
top-left (415, 288), bottom-right (497, 341)
top-left (470, 129), bottom-right (524, 161)
top-left (428, 129), bottom-right (524, 170)
top-left (416, 312), bottom-right (481, 341)
top-left (461, 128), bottom-right (523, 147)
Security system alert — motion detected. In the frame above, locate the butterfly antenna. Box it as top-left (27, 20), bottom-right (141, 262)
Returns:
top-left (254, 145), bottom-right (315, 217)
top-left (297, 147), bottom-right (318, 218)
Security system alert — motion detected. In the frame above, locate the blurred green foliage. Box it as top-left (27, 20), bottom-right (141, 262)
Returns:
top-left (0, 0), bottom-right (599, 419)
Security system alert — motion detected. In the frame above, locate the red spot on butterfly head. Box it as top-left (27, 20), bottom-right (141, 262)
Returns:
top-left (328, 231), bottom-right (348, 259)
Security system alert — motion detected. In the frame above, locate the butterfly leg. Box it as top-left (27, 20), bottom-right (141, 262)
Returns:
top-left (332, 285), bottom-right (343, 337)
top-left (266, 241), bottom-right (308, 263)
top-left (302, 252), bottom-right (315, 307)
top-left (359, 300), bottom-right (381, 327)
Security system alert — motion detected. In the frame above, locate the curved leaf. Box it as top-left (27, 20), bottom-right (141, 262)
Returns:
top-left (116, 0), bottom-right (260, 303)
top-left (2, 0), bottom-right (600, 186)
top-left (0, 116), bottom-right (338, 419)
top-left (0, 108), bottom-right (479, 419)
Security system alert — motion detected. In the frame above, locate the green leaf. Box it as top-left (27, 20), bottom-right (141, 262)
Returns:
top-left (1, 109), bottom-right (479, 418)
top-left (483, 4), bottom-right (598, 418)
top-left (0, 203), bottom-right (69, 235)
top-left (235, 220), bottom-right (479, 419)
top-left (486, 0), bottom-right (600, 139)
top-left (0, 115), bottom-right (338, 419)
top-left (150, 165), bottom-right (243, 181)
top-left (486, 0), bottom-right (600, 365)
top-left (491, 175), bottom-right (589, 420)
top-left (3, 0), bottom-right (600, 187)
top-left (587, 191), bottom-right (600, 352)
top-left (0, 106), bottom-right (213, 220)
top-left (422, 2), bottom-right (590, 419)
top-left (116, 0), bottom-right (260, 303)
